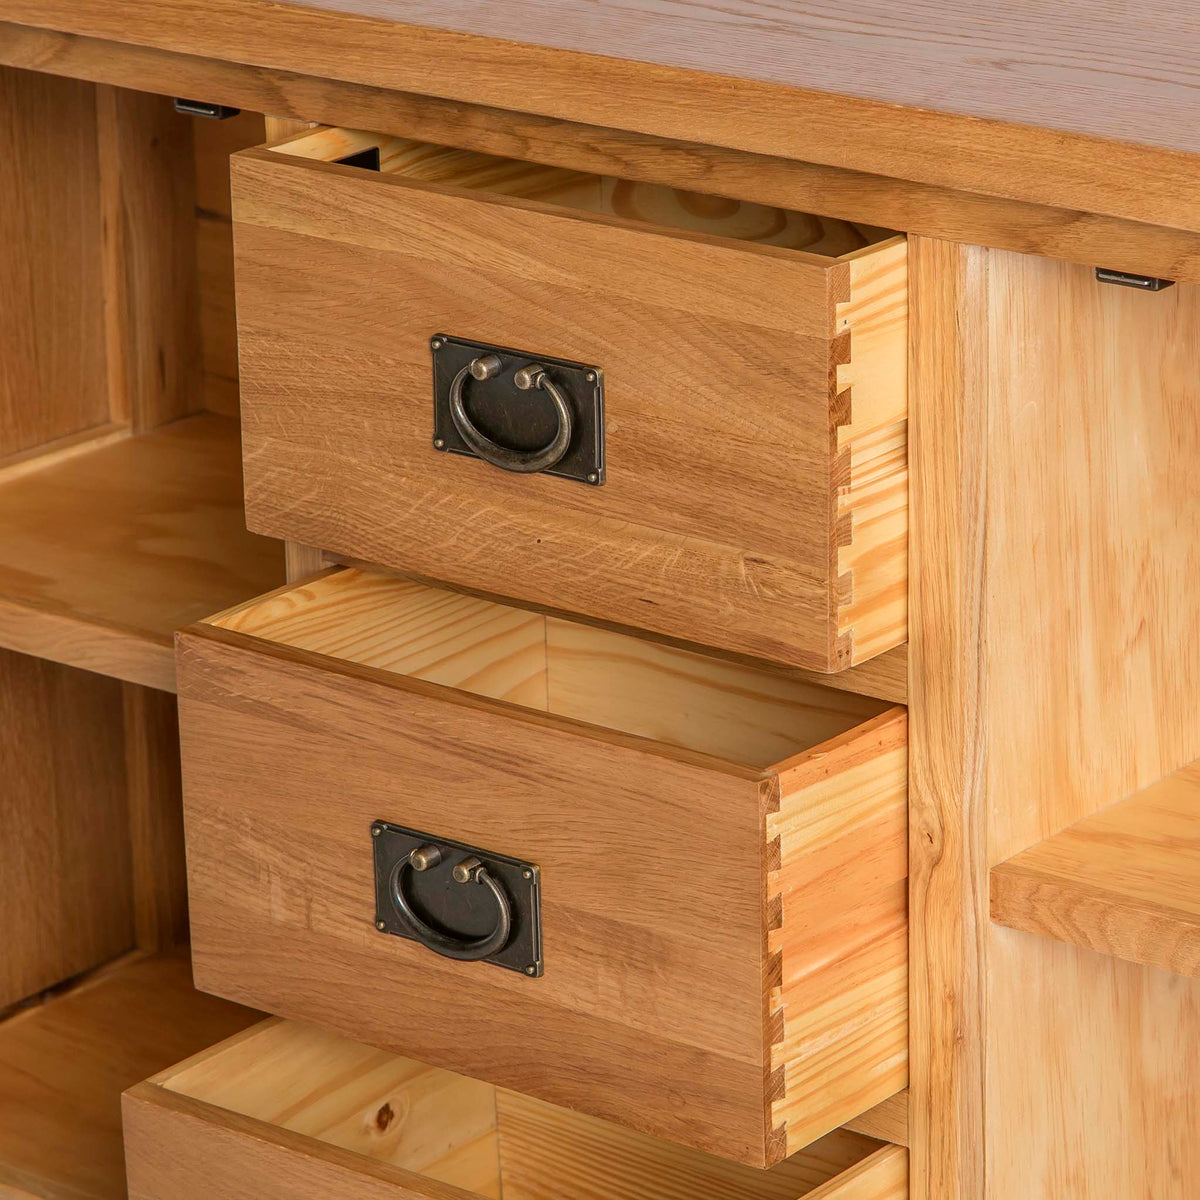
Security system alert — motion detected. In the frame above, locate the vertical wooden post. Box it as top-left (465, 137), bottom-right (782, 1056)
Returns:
top-left (97, 86), bottom-right (202, 432)
top-left (262, 115), bottom-right (326, 584)
top-left (907, 236), bottom-right (989, 1200)
top-left (123, 684), bottom-right (189, 951)
top-left (908, 239), bottom-right (1200, 1196)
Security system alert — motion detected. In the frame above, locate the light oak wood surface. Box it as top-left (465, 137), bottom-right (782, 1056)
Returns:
top-left (0, 413), bottom-right (283, 691)
top-left (5, 25), bottom-right (1200, 284)
top-left (177, 567), bottom-right (905, 1166)
top-left (123, 684), bottom-right (189, 952)
top-left (5, 0), bottom-right (1200, 244)
top-left (0, 66), bottom-right (110, 462)
top-left (909, 242), bottom-right (1200, 1196)
top-left (192, 109), bottom-right (268, 419)
top-left (233, 128), bottom-right (907, 671)
top-left (125, 1017), bottom-right (901, 1199)
top-left (96, 85), bottom-right (203, 432)
top-left (0, 949), bottom-right (259, 1200)
top-left (0, 650), bottom-right (131, 1009)
top-left (991, 760), bottom-right (1200, 978)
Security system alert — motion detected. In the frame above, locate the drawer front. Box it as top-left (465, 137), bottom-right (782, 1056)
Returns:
top-left (176, 569), bottom-right (907, 1167)
top-left (230, 129), bottom-right (907, 672)
top-left (124, 1019), bottom-right (909, 1200)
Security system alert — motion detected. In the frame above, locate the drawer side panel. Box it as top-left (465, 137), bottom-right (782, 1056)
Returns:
top-left (766, 708), bottom-right (908, 1155)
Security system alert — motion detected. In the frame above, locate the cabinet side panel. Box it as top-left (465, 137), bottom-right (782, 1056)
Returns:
top-left (0, 66), bottom-right (110, 458)
top-left (909, 242), bottom-right (1200, 1197)
top-left (0, 649), bottom-right (133, 1005)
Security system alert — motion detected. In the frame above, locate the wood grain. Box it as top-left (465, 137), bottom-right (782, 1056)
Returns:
top-left (907, 235), bottom-right (987, 1200)
top-left (842, 1091), bottom-right (908, 1148)
top-left (192, 109), bottom-right (268, 419)
top-left (0, 65), bottom-right (109, 460)
top-left (6, 25), bottom-right (1200, 284)
top-left (5, 1), bottom-right (1200, 239)
top-left (768, 709), bottom-right (908, 1156)
top-left (0, 949), bottom-right (259, 1200)
top-left (96, 86), bottom-right (202, 431)
top-left (269, 126), bottom-right (893, 254)
top-left (0, 650), bottom-right (132, 1008)
top-left (835, 240), bottom-right (908, 663)
top-left (0, 413), bottom-right (283, 691)
top-left (232, 135), bottom-right (907, 669)
top-left (493, 1088), bottom-right (880, 1200)
top-left (161, 1019), bottom-right (501, 1195)
top-left (179, 567), bottom-right (907, 1165)
top-left (909, 243), bottom-right (1200, 1196)
top-left (178, 623), bottom-right (773, 1163)
top-left (126, 1017), bottom-right (894, 1199)
top-left (991, 760), bottom-right (1200, 978)
top-left (805, 1146), bottom-right (907, 1200)
top-left (123, 684), bottom-right (189, 951)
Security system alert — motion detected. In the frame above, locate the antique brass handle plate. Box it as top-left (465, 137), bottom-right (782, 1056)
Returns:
top-left (371, 820), bottom-right (543, 977)
top-left (430, 334), bottom-right (604, 485)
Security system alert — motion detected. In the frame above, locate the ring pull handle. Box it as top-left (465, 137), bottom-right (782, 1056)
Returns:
top-left (448, 354), bottom-right (573, 474)
top-left (389, 844), bottom-right (513, 962)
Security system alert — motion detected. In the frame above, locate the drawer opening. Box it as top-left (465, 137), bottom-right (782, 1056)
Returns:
top-left (144, 1017), bottom-right (893, 1198)
top-left (266, 126), bottom-right (898, 260)
top-left (209, 566), bottom-right (890, 771)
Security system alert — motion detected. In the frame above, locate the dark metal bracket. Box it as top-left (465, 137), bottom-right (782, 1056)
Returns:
top-left (1095, 268), bottom-right (1176, 292)
top-left (173, 98), bottom-right (241, 120)
top-left (371, 820), bottom-right (543, 977)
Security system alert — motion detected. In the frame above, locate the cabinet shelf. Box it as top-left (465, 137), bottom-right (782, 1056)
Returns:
top-left (991, 761), bottom-right (1200, 977)
top-left (0, 948), bottom-right (260, 1199)
top-left (0, 413), bottom-right (284, 691)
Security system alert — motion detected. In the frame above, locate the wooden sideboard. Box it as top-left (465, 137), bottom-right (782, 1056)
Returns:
top-left (0, 5), bottom-right (1197, 1198)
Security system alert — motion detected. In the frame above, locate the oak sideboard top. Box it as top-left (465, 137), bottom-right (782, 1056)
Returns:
top-left (3, 0), bottom-right (1200, 245)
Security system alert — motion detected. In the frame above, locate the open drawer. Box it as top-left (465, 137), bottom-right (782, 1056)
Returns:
top-left (176, 567), bottom-right (907, 1167)
top-left (124, 1019), bottom-right (907, 1198)
top-left (230, 127), bottom-right (907, 672)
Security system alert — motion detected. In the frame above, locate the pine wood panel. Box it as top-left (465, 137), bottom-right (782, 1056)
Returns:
top-left (126, 1018), bottom-right (896, 1199)
top-left (125, 1085), bottom-right (478, 1200)
top-left (0, 66), bottom-right (109, 461)
top-left (493, 1088), bottom-right (880, 1200)
top-left (159, 1020), bottom-right (501, 1195)
top-left (0, 413), bottom-right (283, 691)
top-left (232, 133), bottom-right (906, 669)
top-left (6, 0), bottom-right (1200, 242)
top-left (768, 710), bottom-right (908, 1157)
top-left (910, 242), bottom-right (1200, 1196)
top-left (543, 616), bottom-right (888, 768)
top-left (0, 950), bottom-right (259, 1200)
top-left (0, 650), bottom-right (132, 1008)
top-left (842, 1092), bottom-right (908, 1148)
top-left (211, 569), bottom-right (550, 709)
top-left (5, 26), bottom-right (1200, 285)
top-left (991, 760), bottom-right (1200, 978)
top-left (177, 568), bottom-right (907, 1165)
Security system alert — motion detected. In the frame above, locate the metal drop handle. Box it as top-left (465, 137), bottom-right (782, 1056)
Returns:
top-left (389, 845), bottom-right (513, 962)
top-left (448, 354), bottom-right (573, 474)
